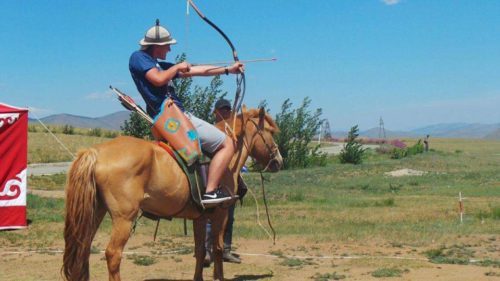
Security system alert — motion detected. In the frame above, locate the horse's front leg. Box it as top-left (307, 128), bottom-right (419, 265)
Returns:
top-left (193, 217), bottom-right (208, 281)
top-left (210, 207), bottom-right (229, 281)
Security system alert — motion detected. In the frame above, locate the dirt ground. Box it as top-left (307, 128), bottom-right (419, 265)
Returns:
top-left (1, 191), bottom-right (497, 280)
top-left (1, 232), bottom-right (499, 281)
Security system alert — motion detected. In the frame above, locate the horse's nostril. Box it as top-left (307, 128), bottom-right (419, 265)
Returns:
top-left (268, 159), bottom-right (281, 172)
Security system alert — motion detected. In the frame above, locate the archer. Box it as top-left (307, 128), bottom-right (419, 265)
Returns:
top-left (129, 19), bottom-right (244, 204)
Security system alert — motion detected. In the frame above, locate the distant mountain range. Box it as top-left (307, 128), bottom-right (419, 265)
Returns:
top-left (334, 122), bottom-right (500, 139)
top-left (29, 111), bottom-right (131, 131)
top-left (29, 111), bottom-right (500, 139)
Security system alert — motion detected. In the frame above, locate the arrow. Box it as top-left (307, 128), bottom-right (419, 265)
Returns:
top-left (192, 57), bottom-right (277, 66)
top-left (109, 86), bottom-right (153, 124)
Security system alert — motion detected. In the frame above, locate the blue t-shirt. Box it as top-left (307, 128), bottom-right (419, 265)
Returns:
top-left (129, 50), bottom-right (184, 117)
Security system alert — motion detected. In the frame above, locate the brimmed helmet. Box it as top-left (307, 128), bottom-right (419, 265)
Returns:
top-left (139, 19), bottom-right (177, 46)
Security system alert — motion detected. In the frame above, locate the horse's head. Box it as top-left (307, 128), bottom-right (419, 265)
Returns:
top-left (239, 107), bottom-right (283, 172)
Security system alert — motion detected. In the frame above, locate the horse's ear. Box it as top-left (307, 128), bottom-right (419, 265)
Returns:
top-left (242, 105), bottom-right (247, 113)
top-left (258, 107), bottom-right (265, 129)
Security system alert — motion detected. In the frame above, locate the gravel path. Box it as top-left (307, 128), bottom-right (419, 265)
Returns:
top-left (28, 162), bottom-right (72, 176)
top-left (318, 142), bottom-right (380, 155)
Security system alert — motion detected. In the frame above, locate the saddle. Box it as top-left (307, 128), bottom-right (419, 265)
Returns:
top-left (157, 141), bottom-right (210, 210)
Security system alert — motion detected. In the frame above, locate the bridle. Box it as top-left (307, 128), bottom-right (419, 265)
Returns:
top-left (243, 115), bottom-right (279, 244)
top-left (245, 117), bottom-right (280, 173)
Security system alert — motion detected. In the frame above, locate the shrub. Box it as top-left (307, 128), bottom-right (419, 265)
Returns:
top-left (391, 147), bottom-right (407, 159)
top-left (274, 97), bottom-right (326, 169)
top-left (407, 139), bottom-right (424, 156)
top-left (339, 125), bottom-right (365, 164)
top-left (88, 127), bottom-right (102, 137)
top-left (391, 139), bottom-right (424, 159)
top-left (62, 124), bottom-right (74, 135)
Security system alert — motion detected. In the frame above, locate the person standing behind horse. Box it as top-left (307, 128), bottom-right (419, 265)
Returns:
top-left (204, 98), bottom-right (248, 266)
top-left (129, 19), bottom-right (244, 204)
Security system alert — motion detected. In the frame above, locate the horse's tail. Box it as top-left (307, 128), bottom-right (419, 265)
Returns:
top-left (62, 148), bottom-right (100, 281)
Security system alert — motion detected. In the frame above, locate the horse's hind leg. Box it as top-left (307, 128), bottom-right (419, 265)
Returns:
top-left (105, 217), bottom-right (134, 281)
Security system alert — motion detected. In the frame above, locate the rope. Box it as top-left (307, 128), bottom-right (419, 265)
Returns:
top-left (247, 184), bottom-right (274, 243)
top-left (259, 172), bottom-right (276, 244)
top-left (28, 107), bottom-right (76, 160)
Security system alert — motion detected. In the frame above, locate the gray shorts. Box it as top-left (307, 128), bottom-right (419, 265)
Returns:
top-left (186, 113), bottom-right (226, 153)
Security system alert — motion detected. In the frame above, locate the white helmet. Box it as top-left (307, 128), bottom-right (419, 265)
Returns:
top-left (139, 19), bottom-right (177, 46)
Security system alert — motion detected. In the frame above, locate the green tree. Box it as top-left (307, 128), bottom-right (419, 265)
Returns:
top-left (172, 53), bottom-right (227, 122)
top-left (121, 112), bottom-right (152, 139)
top-left (274, 97), bottom-right (326, 169)
top-left (187, 76), bottom-right (226, 122)
top-left (339, 125), bottom-right (365, 164)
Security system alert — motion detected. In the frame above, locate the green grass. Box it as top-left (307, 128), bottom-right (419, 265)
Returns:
top-left (371, 267), bottom-right (408, 278)
top-left (28, 131), bottom-right (115, 163)
top-left (29, 173), bottom-right (67, 190)
top-left (311, 272), bottom-right (346, 280)
top-left (235, 139), bottom-right (500, 243)
top-left (424, 245), bottom-right (473, 265)
top-left (26, 193), bottom-right (65, 223)
top-left (3, 138), bottom-right (498, 253)
top-left (127, 254), bottom-right (157, 266)
top-left (278, 257), bottom-right (316, 268)
top-left (0, 194), bottom-right (65, 248)
top-left (424, 245), bottom-right (500, 267)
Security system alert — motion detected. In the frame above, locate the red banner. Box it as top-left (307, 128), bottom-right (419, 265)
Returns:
top-left (0, 103), bottom-right (28, 230)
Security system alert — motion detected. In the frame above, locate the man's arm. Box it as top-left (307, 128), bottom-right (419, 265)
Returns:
top-left (145, 61), bottom-right (244, 85)
top-left (179, 62), bottom-right (244, 78)
top-left (144, 63), bottom-right (185, 87)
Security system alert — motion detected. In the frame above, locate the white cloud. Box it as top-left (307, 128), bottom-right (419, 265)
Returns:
top-left (382, 0), bottom-right (401, 5)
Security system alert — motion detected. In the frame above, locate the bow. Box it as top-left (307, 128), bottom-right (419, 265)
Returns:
top-left (187, 0), bottom-right (246, 113)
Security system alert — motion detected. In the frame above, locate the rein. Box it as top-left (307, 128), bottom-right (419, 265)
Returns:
top-left (231, 114), bottom-right (278, 244)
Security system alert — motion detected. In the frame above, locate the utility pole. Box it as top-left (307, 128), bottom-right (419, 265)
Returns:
top-left (318, 123), bottom-right (322, 145)
top-left (379, 116), bottom-right (386, 140)
top-left (323, 120), bottom-right (332, 141)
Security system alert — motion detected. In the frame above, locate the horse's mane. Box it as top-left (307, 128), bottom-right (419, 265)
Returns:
top-left (215, 107), bottom-right (279, 137)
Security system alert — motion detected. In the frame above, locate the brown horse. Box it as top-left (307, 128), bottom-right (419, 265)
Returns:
top-left (62, 107), bottom-right (282, 281)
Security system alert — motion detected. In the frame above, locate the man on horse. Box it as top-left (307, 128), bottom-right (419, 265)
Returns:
top-left (129, 19), bottom-right (244, 204)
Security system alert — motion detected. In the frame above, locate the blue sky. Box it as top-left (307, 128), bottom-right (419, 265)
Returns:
top-left (1, 0), bottom-right (499, 130)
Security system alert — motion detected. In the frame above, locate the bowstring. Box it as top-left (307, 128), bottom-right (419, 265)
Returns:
top-left (185, 0), bottom-right (190, 61)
